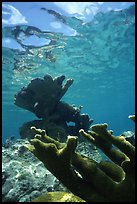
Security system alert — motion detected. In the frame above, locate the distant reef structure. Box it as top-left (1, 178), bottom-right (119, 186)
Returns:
top-left (14, 74), bottom-right (93, 141)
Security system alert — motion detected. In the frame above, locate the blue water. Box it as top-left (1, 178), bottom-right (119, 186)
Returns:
top-left (2, 5), bottom-right (135, 142)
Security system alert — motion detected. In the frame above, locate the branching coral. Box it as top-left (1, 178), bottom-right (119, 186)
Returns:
top-left (14, 74), bottom-right (74, 118)
top-left (26, 115), bottom-right (135, 202)
top-left (14, 74), bottom-right (93, 140)
top-left (79, 123), bottom-right (135, 202)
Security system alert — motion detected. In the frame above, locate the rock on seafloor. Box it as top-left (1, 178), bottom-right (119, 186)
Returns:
top-left (2, 137), bottom-right (102, 202)
top-left (2, 138), bottom-right (69, 202)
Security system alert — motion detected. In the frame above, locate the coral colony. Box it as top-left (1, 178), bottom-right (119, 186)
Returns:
top-left (13, 74), bottom-right (135, 202)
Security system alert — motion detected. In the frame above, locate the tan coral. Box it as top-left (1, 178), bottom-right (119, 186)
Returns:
top-left (128, 114), bottom-right (135, 122)
top-left (26, 119), bottom-right (135, 202)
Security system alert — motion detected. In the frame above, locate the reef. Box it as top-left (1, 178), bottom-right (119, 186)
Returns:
top-left (26, 115), bottom-right (135, 202)
top-left (14, 74), bottom-right (93, 141)
top-left (2, 135), bottom-right (101, 202)
top-left (14, 74), bottom-right (135, 202)
top-left (33, 191), bottom-right (86, 202)
top-left (2, 138), bottom-right (69, 202)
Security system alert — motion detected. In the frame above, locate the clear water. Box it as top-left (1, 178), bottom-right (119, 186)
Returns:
top-left (2, 5), bottom-right (135, 142)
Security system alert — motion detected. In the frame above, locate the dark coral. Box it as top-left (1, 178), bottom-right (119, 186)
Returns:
top-left (14, 74), bottom-right (93, 141)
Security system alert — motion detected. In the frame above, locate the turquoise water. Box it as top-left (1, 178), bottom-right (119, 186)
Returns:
top-left (2, 5), bottom-right (135, 142)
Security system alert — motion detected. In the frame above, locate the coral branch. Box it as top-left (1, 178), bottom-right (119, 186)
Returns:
top-left (27, 120), bottom-right (135, 202)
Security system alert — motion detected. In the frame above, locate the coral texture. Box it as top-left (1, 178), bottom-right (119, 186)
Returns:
top-left (3, 137), bottom-right (100, 202)
top-left (33, 191), bottom-right (86, 202)
top-left (2, 138), bottom-right (68, 202)
top-left (27, 115), bottom-right (135, 202)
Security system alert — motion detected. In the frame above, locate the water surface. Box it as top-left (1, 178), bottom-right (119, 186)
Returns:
top-left (2, 4), bottom-right (135, 142)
